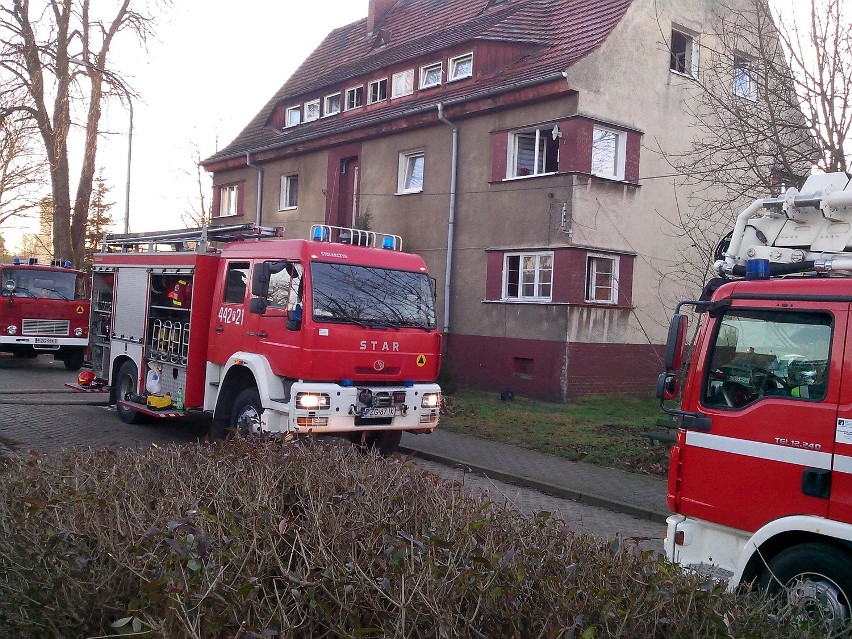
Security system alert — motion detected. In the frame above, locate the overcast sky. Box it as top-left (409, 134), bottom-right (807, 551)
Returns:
top-left (5, 0), bottom-right (803, 252)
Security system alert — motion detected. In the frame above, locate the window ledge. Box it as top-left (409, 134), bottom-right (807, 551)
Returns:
top-left (670, 69), bottom-right (697, 80)
top-left (216, 213), bottom-right (244, 219)
top-left (481, 299), bottom-right (634, 310)
top-left (501, 172), bottom-right (558, 182)
top-left (395, 189), bottom-right (423, 196)
top-left (279, 206), bottom-right (297, 212)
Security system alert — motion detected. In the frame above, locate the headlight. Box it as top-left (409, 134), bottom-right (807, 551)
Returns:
top-left (74, 327), bottom-right (84, 337)
top-left (6, 325), bottom-right (17, 335)
top-left (421, 392), bottom-right (441, 409)
top-left (295, 392), bottom-right (330, 410)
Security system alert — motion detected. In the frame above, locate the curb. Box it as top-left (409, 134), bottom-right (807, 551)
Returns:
top-left (398, 445), bottom-right (669, 524)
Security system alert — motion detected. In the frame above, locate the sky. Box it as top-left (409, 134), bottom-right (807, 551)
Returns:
top-left (3, 0), bottom-right (807, 253)
top-left (6, 0), bottom-right (370, 252)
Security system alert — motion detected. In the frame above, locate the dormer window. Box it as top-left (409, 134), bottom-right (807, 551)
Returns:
top-left (449, 53), bottom-right (473, 81)
top-left (345, 86), bottom-right (364, 110)
top-left (420, 62), bottom-right (442, 89)
top-left (304, 99), bottom-right (320, 122)
top-left (286, 107), bottom-right (301, 128)
top-left (368, 78), bottom-right (388, 104)
top-left (391, 70), bottom-right (414, 98)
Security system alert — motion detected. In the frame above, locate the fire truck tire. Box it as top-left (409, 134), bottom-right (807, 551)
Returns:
top-left (115, 360), bottom-right (142, 424)
top-left (757, 542), bottom-right (852, 628)
top-left (63, 349), bottom-right (84, 371)
top-left (230, 388), bottom-right (264, 437)
top-left (365, 430), bottom-right (402, 457)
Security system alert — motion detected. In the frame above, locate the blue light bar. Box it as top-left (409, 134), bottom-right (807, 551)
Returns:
top-left (12, 256), bottom-right (21, 265)
top-left (382, 237), bottom-right (395, 250)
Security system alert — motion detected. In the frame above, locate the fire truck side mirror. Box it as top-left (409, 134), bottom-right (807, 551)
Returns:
top-left (249, 297), bottom-right (268, 315)
top-left (252, 262), bottom-right (271, 298)
top-left (665, 314), bottom-right (688, 371)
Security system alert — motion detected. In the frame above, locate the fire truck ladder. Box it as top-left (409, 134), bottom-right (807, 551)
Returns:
top-left (100, 224), bottom-right (283, 253)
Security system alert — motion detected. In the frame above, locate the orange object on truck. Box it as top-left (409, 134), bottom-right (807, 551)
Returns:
top-left (77, 223), bottom-right (441, 454)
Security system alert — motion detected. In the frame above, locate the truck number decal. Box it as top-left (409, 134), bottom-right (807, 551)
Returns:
top-left (218, 306), bottom-right (244, 326)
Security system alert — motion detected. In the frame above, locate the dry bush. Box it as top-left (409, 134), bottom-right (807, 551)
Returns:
top-left (0, 439), bottom-right (833, 638)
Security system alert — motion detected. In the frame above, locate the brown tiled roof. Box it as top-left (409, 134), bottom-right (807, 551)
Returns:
top-left (204, 0), bottom-right (633, 166)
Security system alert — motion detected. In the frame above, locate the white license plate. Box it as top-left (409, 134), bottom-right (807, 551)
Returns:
top-left (360, 407), bottom-right (395, 418)
top-left (34, 338), bottom-right (59, 345)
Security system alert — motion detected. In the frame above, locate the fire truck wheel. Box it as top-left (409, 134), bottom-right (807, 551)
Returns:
top-left (63, 349), bottom-right (84, 371)
top-left (115, 360), bottom-right (142, 424)
top-left (231, 388), bottom-right (264, 437)
top-left (758, 542), bottom-right (852, 630)
top-left (367, 430), bottom-right (402, 457)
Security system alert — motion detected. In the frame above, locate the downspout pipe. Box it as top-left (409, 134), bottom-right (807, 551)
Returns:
top-left (246, 151), bottom-right (263, 226)
top-left (437, 103), bottom-right (458, 339)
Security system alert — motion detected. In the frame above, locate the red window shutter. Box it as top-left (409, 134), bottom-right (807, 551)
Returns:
top-left (491, 131), bottom-right (508, 182)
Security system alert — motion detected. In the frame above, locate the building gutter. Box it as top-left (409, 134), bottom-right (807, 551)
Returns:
top-left (437, 103), bottom-right (458, 337)
top-left (246, 151), bottom-right (264, 226)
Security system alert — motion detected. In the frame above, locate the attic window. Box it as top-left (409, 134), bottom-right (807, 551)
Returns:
top-left (449, 53), bottom-right (473, 81)
top-left (391, 69), bottom-right (414, 98)
top-left (286, 107), bottom-right (301, 128)
top-left (372, 29), bottom-right (390, 49)
top-left (304, 99), bottom-right (320, 122)
top-left (368, 78), bottom-right (388, 104)
top-left (345, 86), bottom-right (364, 110)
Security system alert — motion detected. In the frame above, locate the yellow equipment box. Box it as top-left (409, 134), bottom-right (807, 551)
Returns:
top-left (146, 394), bottom-right (172, 409)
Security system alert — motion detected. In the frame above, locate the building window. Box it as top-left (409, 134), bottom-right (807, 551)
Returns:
top-left (398, 151), bottom-right (425, 194)
top-left (304, 99), bottom-right (320, 122)
top-left (216, 184), bottom-right (240, 218)
top-left (324, 93), bottom-right (341, 116)
top-left (420, 62), bottom-right (442, 88)
top-left (591, 126), bottom-right (626, 180)
top-left (508, 127), bottom-right (559, 178)
top-left (286, 107), bottom-right (301, 128)
top-left (670, 27), bottom-right (698, 77)
top-left (345, 86), bottom-right (364, 110)
top-left (368, 78), bottom-right (388, 104)
top-left (280, 174), bottom-right (299, 210)
top-left (503, 252), bottom-right (553, 301)
top-left (449, 52), bottom-right (473, 81)
top-left (733, 54), bottom-right (757, 101)
top-left (391, 69), bottom-right (414, 98)
top-left (586, 255), bottom-right (619, 303)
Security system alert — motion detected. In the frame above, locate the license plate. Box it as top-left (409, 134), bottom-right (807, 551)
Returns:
top-left (34, 338), bottom-right (59, 345)
top-left (360, 407), bottom-right (395, 418)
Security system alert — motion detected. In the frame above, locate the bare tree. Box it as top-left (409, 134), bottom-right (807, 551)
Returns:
top-left (0, 0), bottom-right (169, 267)
top-left (0, 99), bottom-right (46, 229)
top-left (180, 141), bottom-right (211, 229)
top-left (654, 0), bottom-right (849, 297)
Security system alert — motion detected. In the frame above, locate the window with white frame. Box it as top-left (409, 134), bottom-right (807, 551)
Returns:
top-left (733, 53), bottom-right (757, 101)
top-left (420, 62), bottom-right (442, 88)
top-left (586, 254), bottom-right (619, 303)
top-left (507, 127), bottom-right (559, 178)
top-left (391, 69), bottom-right (414, 98)
top-left (286, 107), bottom-right (301, 128)
top-left (503, 252), bottom-right (553, 301)
top-left (397, 151), bottom-right (425, 194)
top-left (324, 93), bottom-right (341, 116)
top-left (670, 27), bottom-right (699, 77)
top-left (304, 99), bottom-right (320, 122)
top-left (368, 78), bottom-right (388, 104)
top-left (345, 86), bottom-right (364, 110)
top-left (591, 126), bottom-right (626, 180)
top-left (217, 185), bottom-right (239, 217)
top-left (280, 174), bottom-right (299, 210)
top-left (449, 52), bottom-right (473, 81)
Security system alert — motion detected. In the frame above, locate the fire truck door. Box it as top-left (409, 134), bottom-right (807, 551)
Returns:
top-left (679, 303), bottom-right (844, 533)
top-left (252, 260), bottom-right (304, 373)
top-left (830, 310), bottom-right (852, 525)
top-left (208, 261), bottom-right (251, 366)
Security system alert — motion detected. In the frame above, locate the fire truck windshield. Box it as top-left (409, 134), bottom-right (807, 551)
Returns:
top-left (311, 262), bottom-right (436, 329)
top-left (1, 267), bottom-right (86, 301)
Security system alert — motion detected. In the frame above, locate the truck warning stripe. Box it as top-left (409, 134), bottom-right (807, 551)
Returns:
top-left (684, 431), bottom-right (832, 470)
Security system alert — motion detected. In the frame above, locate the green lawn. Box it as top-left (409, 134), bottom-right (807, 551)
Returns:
top-left (440, 391), bottom-right (672, 476)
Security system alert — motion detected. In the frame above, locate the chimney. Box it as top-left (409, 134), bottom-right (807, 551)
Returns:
top-left (368, 0), bottom-right (396, 34)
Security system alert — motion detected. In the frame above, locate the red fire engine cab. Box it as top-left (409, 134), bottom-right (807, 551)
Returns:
top-left (1, 257), bottom-right (89, 369)
top-left (659, 172), bottom-right (852, 628)
top-left (80, 223), bottom-right (442, 454)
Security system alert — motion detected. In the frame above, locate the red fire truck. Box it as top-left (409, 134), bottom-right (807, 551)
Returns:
top-left (658, 172), bottom-right (852, 627)
top-left (1, 258), bottom-right (89, 369)
top-left (77, 223), bottom-right (441, 454)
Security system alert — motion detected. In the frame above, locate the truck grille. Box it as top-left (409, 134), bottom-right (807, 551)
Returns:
top-left (22, 319), bottom-right (70, 336)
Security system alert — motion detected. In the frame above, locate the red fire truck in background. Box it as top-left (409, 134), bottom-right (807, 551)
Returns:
top-left (76, 223), bottom-right (442, 454)
top-left (659, 172), bottom-right (852, 628)
top-left (1, 258), bottom-right (89, 370)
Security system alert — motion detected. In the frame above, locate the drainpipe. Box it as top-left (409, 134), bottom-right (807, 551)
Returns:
top-left (246, 151), bottom-right (263, 226)
top-left (437, 103), bottom-right (458, 338)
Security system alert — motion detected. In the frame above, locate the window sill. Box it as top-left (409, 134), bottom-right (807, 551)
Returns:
top-left (502, 172), bottom-right (558, 182)
top-left (670, 69), bottom-right (697, 80)
top-left (395, 189), bottom-right (423, 196)
top-left (279, 206), bottom-right (297, 212)
top-left (321, 112), bottom-right (340, 118)
top-left (447, 75), bottom-right (472, 83)
top-left (420, 82), bottom-right (441, 90)
top-left (216, 212), bottom-right (243, 219)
